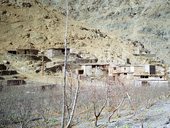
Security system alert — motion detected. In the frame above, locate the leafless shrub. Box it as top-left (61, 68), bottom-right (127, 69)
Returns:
top-left (0, 78), bottom-right (169, 127)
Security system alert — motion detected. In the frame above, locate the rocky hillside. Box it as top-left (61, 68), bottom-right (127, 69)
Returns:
top-left (0, 0), bottom-right (169, 65)
top-left (52, 0), bottom-right (170, 64)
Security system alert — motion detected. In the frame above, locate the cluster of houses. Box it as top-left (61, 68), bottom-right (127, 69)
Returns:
top-left (108, 64), bottom-right (168, 86)
top-left (0, 63), bottom-right (18, 76)
top-left (0, 63), bottom-right (26, 88)
top-left (6, 47), bottom-right (169, 86)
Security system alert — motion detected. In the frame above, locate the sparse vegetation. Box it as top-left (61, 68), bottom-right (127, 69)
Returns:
top-left (0, 0), bottom-right (169, 128)
top-left (0, 78), bottom-right (169, 127)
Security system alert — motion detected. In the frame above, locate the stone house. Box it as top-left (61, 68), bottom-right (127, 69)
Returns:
top-left (108, 64), bottom-right (134, 81)
top-left (8, 49), bottom-right (39, 55)
top-left (77, 63), bottom-right (109, 77)
top-left (45, 48), bottom-right (70, 58)
top-left (16, 49), bottom-right (39, 55)
top-left (133, 64), bottom-right (168, 86)
top-left (133, 64), bottom-right (165, 78)
top-left (109, 64), bottom-right (168, 86)
top-left (7, 79), bottom-right (26, 86)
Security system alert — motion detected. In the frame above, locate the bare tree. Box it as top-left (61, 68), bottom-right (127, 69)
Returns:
top-left (93, 100), bottom-right (107, 127)
top-left (92, 85), bottom-right (107, 127)
top-left (66, 75), bottom-right (80, 128)
top-left (108, 97), bottom-right (125, 123)
top-left (61, 0), bottom-right (69, 127)
top-left (117, 78), bottom-right (134, 110)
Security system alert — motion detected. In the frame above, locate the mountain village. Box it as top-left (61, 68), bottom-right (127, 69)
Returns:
top-left (0, 47), bottom-right (169, 88)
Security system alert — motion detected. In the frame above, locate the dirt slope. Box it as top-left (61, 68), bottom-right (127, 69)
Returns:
top-left (52, 0), bottom-right (170, 65)
top-left (0, 1), bottom-right (153, 64)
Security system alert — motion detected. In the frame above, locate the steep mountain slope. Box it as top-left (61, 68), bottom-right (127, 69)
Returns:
top-left (51, 0), bottom-right (170, 64)
top-left (0, 0), bottom-right (165, 65)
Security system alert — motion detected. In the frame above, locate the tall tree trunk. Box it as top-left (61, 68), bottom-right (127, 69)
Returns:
top-left (61, 0), bottom-right (69, 127)
top-left (66, 75), bottom-right (80, 128)
top-left (95, 116), bottom-right (99, 127)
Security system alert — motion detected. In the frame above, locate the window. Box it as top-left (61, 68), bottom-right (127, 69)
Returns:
top-left (8, 51), bottom-right (16, 54)
top-left (150, 65), bottom-right (156, 74)
top-left (78, 70), bottom-right (84, 74)
top-left (127, 58), bottom-right (130, 64)
top-left (140, 75), bottom-right (149, 78)
top-left (61, 49), bottom-right (65, 54)
top-left (92, 65), bottom-right (96, 68)
top-left (113, 76), bottom-right (115, 81)
top-left (114, 67), bottom-right (116, 70)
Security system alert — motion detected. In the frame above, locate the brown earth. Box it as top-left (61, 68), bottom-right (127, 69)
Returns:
top-left (0, 1), bottom-right (155, 65)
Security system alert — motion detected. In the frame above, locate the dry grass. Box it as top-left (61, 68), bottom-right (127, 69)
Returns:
top-left (0, 77), bottom-right (169, 127)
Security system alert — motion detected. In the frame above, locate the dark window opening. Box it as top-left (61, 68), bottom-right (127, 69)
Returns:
top-left (78, 70), bottom-right (84, 75)
top-left (150, 65), bottom-right (156, 74)
top-left (127, 58), bottom-right (130, 64)
top-left (113, 76), bottom-right (115, 81)
top-left (140, 75), bottom-right (149, 78)
top-left (61, 48), bottom-right (70, 54)
top-left (124, 73), bottom-right (127, 75)
top-left (160, 76), bottom-right (162, 78)
top-left (8, 51), bottom-right (17, 54)
top-left (114, 67), bottom-right (116, 70)
top-left (92, 65), bottom-right (96, 68)
top-left (61, 49), bottom-right (65, 54)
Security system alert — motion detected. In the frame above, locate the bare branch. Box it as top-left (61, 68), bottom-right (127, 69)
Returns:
top-left (66, 76), bottom-right (80, 128)
top-left (108, 97), bottom-right (125, 123)
top-left (93, 99), bottom-right (107, 127)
